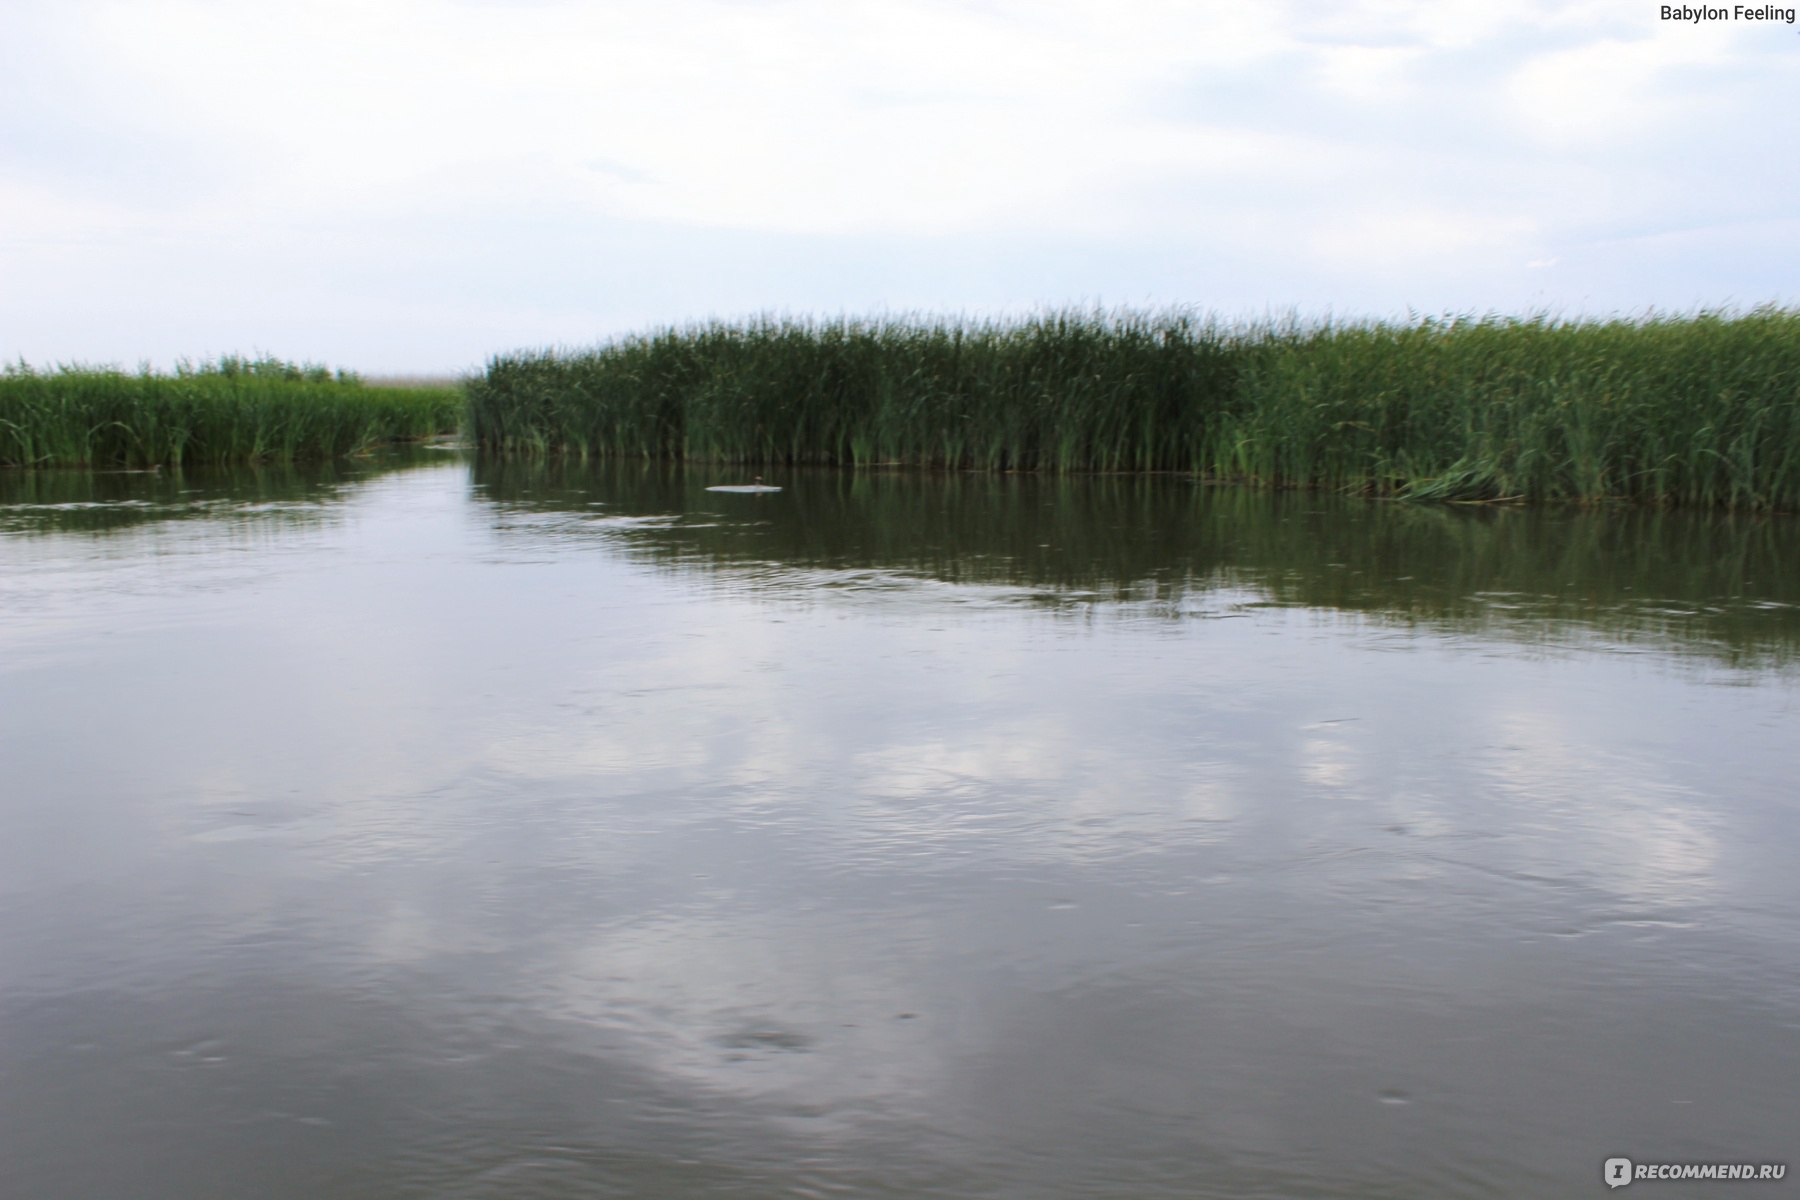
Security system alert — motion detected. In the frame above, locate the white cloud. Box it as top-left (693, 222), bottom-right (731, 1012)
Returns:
top-left (60, 0), bottom-right (1313, 237)
top-left (1309, 42), bottom-right (1430, 103)
top-left (1, 0), bottom-right (1795, 368)
top-left (1505, 25), bottom-right (1737, 145)
top-left (1307, 207), bottom-right (1541, 271)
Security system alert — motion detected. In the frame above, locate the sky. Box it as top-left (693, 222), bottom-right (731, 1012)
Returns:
top-left (3, 0), bottom-right (1798, 374)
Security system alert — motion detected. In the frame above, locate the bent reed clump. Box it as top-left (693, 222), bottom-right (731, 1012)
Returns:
top-left (468, 308), bottom-right (1800, 509)
top-left (0, 355), bottom-right (463, 469)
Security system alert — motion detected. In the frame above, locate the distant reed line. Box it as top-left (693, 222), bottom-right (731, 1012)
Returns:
top-left (468, 308), bottom-right (1800, 509)
top-left (0, 356), bottom-right (462, 468)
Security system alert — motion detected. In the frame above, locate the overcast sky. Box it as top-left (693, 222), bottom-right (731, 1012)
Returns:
top-left (4, 0), bottom-right (1797, 373)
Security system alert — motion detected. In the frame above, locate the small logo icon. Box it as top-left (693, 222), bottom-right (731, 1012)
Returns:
top-left (1605, 1158), bottom-right (1634, 1188)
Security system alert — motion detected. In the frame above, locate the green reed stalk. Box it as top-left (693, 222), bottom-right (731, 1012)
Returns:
top-left (472, 306), bottom-right (1800, 510)
top-left (0, 359), bottom-right (463, 468)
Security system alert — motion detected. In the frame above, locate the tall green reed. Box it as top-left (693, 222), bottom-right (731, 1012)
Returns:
top-left (0, 359), bottom-right (462, 468)
top-left (467, 306), bottom-right (1800, 509)
top-left (468, 310), bottom-right (1242, 475)
top-left (1226, 309), bottom-right (1800, 507)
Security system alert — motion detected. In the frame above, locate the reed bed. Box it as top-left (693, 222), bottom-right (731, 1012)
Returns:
top-left (469, 312), bottom-right (1238, 473)
top-left (0, 356), bottom-right (463, 468)
top-left (469, 308), bottom-right (1800, 509)
top-left (1233, 309), bottom-right (1800, 509)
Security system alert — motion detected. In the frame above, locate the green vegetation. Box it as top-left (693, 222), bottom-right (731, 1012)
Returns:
top-left (0, 355), bottom-right (463, 468)
top-left (468, 308), bottom-right (1800, 509)
top-left (1233, 309), bottom-right (1800, 510)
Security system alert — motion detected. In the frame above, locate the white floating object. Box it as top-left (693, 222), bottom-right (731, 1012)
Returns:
top-left (705, 484), bottom-right (782, 493)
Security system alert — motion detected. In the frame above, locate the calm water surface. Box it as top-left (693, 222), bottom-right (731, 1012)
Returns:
top-left (2, 456), bottom-right (1797, 1199)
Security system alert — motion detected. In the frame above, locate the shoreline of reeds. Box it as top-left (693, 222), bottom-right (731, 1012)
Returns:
top-left (0, 355), bottom-right (464, 469)
top-left (467, 308), bottom-right (1800, 511)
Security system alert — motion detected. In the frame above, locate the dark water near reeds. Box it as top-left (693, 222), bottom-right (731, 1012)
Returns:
top-left (3, 455), bottom-right (1798, 1200)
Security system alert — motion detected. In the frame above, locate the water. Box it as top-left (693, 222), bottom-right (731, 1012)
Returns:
top-left (2, 455), bottom-right (1797, 1199)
